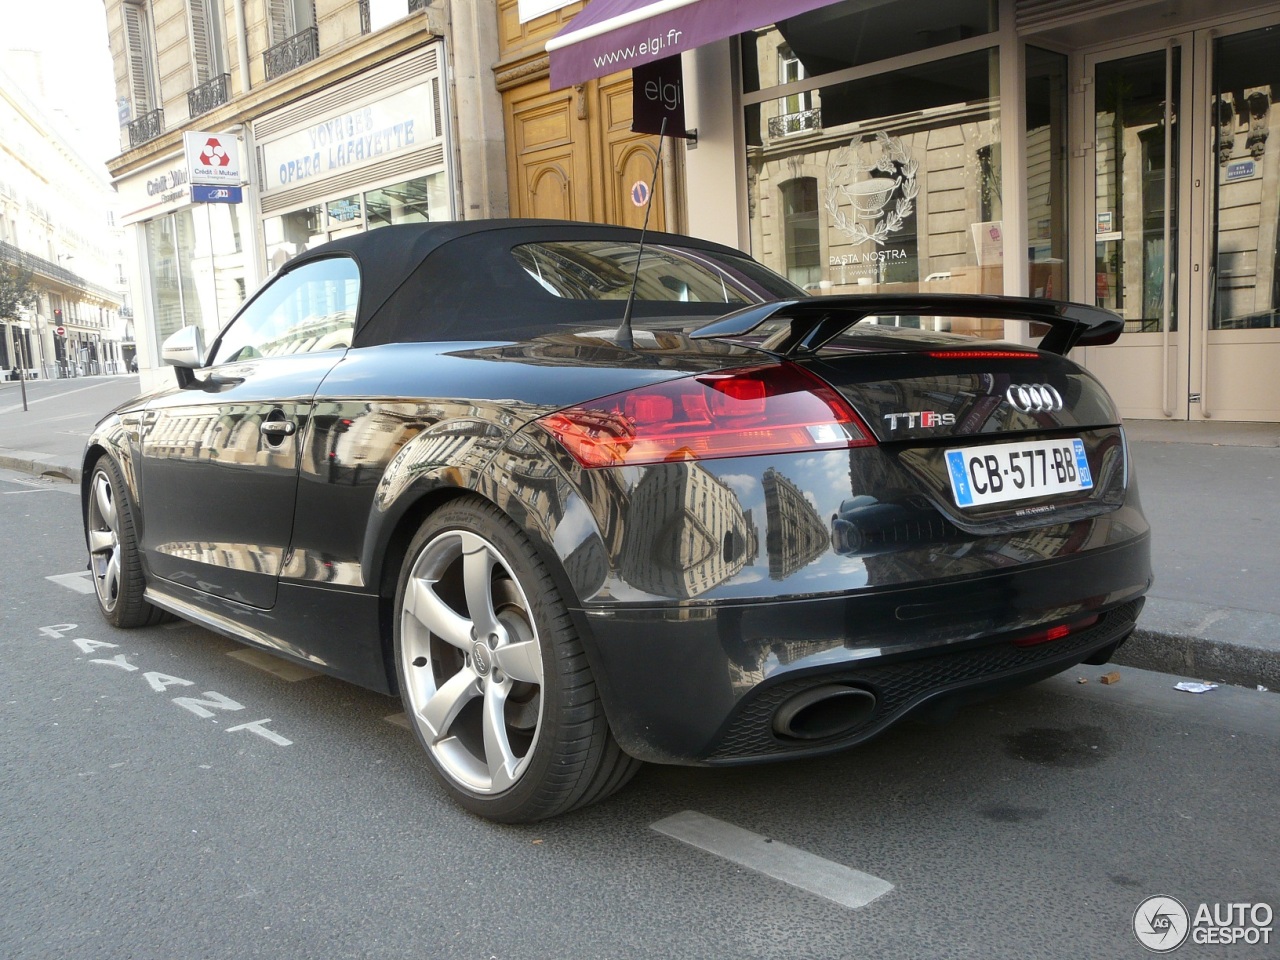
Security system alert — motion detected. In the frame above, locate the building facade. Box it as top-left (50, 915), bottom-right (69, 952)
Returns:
top-left (0, 60), bottom-right (126, 380)
top-left (104, 0), bottom-right (1280, 422)
top-left (104, 0), bottom-right (508, 392)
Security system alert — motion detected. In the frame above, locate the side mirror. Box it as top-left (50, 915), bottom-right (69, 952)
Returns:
top-left (161, 325), bottom-right (206, 388)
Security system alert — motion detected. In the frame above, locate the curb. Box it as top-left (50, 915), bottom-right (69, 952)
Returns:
top-left (0, 451), bottom-right (81, 483)
top-left (1115, 596), bottom-right (1279, 693)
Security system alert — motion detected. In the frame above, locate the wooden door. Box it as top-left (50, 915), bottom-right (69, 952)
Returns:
top-left (504, 73), bottom-right (665, 229)
top-left (597, 75), bottom-right (665, 231)
top-left (505, 80), bottom-right (593, 221)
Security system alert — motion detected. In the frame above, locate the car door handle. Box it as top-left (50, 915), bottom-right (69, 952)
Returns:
top-left (260, 420), bottom-right (297, 437)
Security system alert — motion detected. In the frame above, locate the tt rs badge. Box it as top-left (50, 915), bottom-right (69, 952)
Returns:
top-left (883, 411), bottom-right (956, 430)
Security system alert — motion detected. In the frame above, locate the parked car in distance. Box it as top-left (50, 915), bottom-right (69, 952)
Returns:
top-left (82, 220), bottom-right (1149, 822)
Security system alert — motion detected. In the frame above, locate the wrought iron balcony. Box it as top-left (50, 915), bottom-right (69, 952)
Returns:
top-left (768, 107), bottom-right (822, 139)
top-left (264, 26), bottom-right (318, 82)
top-left (408, 0), bottom-right (430, 11)
top-left (127, 108), bottom-right (165, 148)
top-left (358, 0), bottom-right (370, 33)
top-left (188, 73), bottom-right (231, 118)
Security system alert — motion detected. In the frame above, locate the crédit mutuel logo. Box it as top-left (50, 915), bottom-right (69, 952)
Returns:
top-left (1134, 895), bottom-right (1274, 952)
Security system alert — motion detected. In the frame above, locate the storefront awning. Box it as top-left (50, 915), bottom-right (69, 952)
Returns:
top-left (546, 0), bottom-right (839, 90)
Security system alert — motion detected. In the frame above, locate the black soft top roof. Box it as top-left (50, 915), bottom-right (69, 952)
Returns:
top-left (281, 219), bottom-right (761, 345)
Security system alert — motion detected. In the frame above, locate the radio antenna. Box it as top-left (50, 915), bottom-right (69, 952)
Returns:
top-left (616, 117), bottom-right (668, 350)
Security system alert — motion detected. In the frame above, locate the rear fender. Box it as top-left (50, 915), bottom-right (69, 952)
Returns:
top-left (360, 417), bottom-right (512, 593)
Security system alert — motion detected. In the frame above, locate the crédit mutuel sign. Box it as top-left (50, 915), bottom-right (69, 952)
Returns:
top-left (184, 131), bottom-right (243, 204)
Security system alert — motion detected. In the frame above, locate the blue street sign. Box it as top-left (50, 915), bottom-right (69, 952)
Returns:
top-left (192, 185), bottom-right (243, 203)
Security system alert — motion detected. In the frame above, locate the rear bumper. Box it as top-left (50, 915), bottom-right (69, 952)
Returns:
top-left (575, 533), bottom-right (1149, 765)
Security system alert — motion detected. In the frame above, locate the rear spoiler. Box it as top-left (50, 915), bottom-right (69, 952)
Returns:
top-left (690, 294), bottom-right (1124, 357)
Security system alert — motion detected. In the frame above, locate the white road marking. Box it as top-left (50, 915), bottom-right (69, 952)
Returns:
top-left (226, 718), bottom-right (293, 746)
top-left (383, 712), bottom-right (411, 729)
top-left (227, 647), bottom-right (321, 682)
top-left (46, 570), bottom-right (95, 594)
top-left (650, 811), bottom-right (894, 910)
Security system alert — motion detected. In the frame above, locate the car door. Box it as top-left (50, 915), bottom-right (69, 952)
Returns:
top-left (138, 255), bottom-right (360, 609)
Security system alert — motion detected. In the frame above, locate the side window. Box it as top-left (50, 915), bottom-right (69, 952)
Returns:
top-left (209, 257), bottom-right (359, 365)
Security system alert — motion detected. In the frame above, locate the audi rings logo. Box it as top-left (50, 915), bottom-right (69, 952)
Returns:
top-left (1005, 383), bottom-right (1064, 413)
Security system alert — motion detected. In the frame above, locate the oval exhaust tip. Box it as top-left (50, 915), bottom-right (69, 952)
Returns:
top-left (773, 684), bottom-right (877, 741)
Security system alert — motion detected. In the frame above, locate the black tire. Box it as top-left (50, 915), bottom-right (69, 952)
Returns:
top-left (86, 457), bottom-right (168, 628)
top-left (393, 496), bottom-right (640, 822)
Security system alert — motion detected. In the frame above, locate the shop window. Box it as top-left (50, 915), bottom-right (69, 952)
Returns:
top-left (781, 179), bottom-right (821, 289)
top-left (742, 0), bottom-right (996, 95)
top-left (745, 48), bottom-right (1000, 297)
top-left (144, 203), bottom-right (247, 353)
top-left (1093, 50), bottom-right (1179, 333)
top-left (1025, 46), bottom-right (1068, 300)
top-left (1211, 25), bottom-right (1280, 330)
top-left (366, 174), bottom-right (448, 228)
top-left (144, 212), bottom-right (202, 349)
top-left (264, 205), bottom-right (324, 271)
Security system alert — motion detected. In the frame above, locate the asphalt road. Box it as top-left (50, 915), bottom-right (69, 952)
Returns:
top-left (0, 375), bottom-right (143, 475)
top-left (2, 466), bottom-right (1277, 960)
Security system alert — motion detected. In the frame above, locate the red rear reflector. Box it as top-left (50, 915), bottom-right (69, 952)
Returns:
top-left (538, 363), bottom-right (876, 467)
top-left (1012, 614), bottom-right (1100, 648)
top-left (926, 350), bottom-right (1038, 359)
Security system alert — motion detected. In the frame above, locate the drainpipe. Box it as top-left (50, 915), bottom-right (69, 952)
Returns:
top-left (234, 0), bottom-right (251, 94)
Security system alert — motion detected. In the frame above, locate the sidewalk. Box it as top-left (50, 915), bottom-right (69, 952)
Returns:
top-left (3, 375), bottom-right (1278, 691)
top-left (1116, 420), bottom-right (1280, 692)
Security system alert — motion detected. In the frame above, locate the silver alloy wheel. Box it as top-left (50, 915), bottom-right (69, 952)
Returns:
top-left (87, 467), bottom-right (123, 613)
top-left (399, 529), bottom-right (545, 795)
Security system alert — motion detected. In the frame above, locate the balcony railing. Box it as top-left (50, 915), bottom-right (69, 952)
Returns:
top-left (188, 73), bottom-right (231, 118)
top-left (358, 0), bottom-right (370, 33)
top-left (408, 0), bottom-right (430, 11)
top-left (768, 107), bottom-right (822, 139)
top-left (264, 26), bottom-right (318, 82)
top-left (127, 108), bottom-right (165, 148)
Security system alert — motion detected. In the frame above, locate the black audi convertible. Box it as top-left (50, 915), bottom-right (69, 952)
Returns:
top-left (82, 220), bottom-right (1150, 821)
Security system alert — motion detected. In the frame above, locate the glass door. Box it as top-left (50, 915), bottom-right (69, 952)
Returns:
top-left (1198, 19), bottom-right (1280, 421)
top-left (1077, 16), bottom-right (1280, 423)
top-left (1077, 41), bottom-right (1190, 420)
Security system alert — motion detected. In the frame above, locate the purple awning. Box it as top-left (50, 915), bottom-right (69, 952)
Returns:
top-left (546, 0), bottom-right (838, 90)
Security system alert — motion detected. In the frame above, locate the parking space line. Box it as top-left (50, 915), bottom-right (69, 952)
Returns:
top-left (383, 712), bottom-right (411, 729)
top-left (651, 811), bottom-right (894, 910)
top-left (46, 570), bottom-right (95, 594)
top-left (226, 648), bottom-right (321, 682)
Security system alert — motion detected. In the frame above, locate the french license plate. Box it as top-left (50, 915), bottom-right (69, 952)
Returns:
top-left (945, 438), bottom-right (1093, 508)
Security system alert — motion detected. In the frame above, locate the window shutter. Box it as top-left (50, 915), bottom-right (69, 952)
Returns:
top-left (269, 0), bottom-right (292, 44)
top-left (190, 0), bottom-right (212, 84)
top-left (123, 3), bottom-right (152, 115)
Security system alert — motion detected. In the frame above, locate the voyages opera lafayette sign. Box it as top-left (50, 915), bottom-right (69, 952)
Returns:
top-left (259, 84), bottom-right (433, 193)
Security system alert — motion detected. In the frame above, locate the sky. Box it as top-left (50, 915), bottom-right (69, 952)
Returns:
top-left (3, 0), bottom-right (120, 175)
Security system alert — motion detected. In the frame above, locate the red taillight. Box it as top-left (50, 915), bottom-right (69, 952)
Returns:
top-left (538, 363), bottom-right (875, 468)
top-left (1012, 614), bottom-right (1100, 648)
